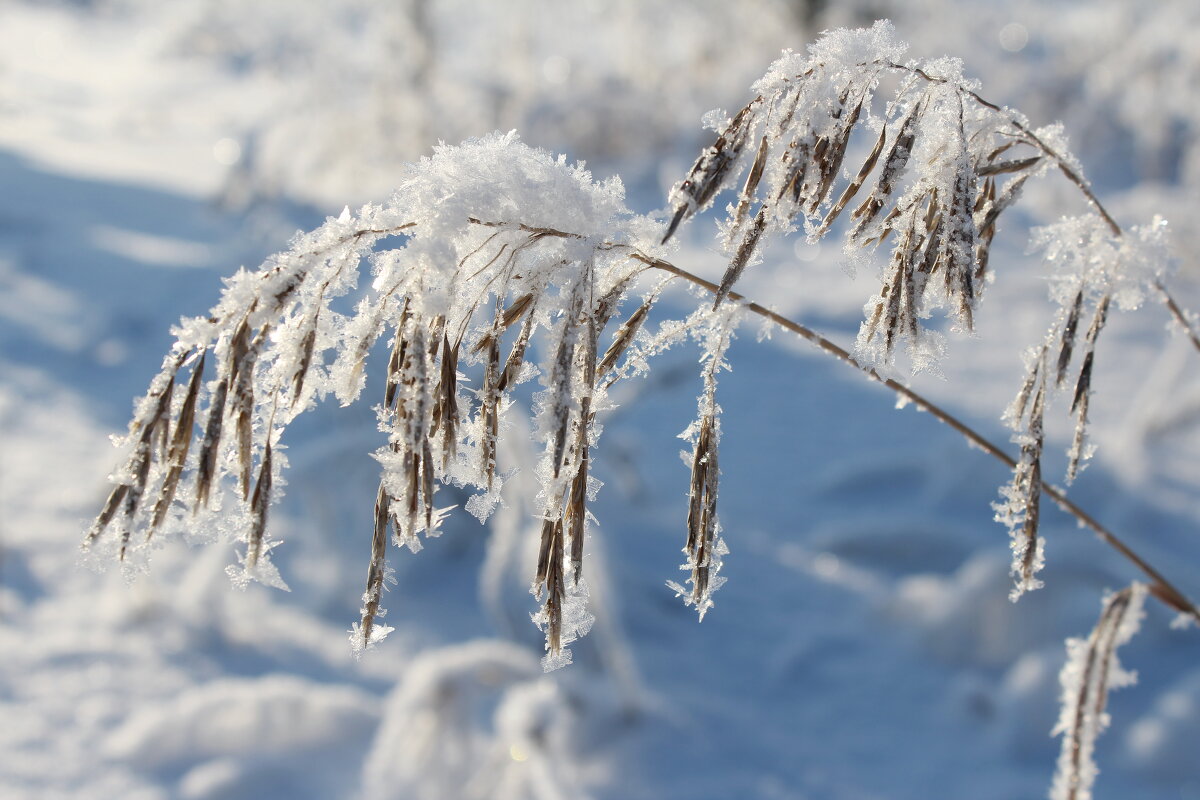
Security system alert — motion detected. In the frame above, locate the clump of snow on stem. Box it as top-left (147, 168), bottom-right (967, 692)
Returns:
top-left (1034, 214), bottom-right (1172, 312)
top-left (755, 20), bottom-right (907, 98)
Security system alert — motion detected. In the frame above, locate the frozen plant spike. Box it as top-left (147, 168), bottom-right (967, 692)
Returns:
top-left (669, 305), bottom-right (738, 619)
top-left (1051, 584), bottom-right (1146, 800)
top-left (995, 368), bottom-right (1047, 602)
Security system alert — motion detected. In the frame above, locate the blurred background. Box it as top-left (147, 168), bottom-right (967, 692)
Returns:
top-left (3, 1), bottom-right (1200, 798)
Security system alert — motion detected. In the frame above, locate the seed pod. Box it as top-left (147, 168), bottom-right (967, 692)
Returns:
top-left (777, 139), bottom-right (813, 207)
top-left (1065, 296), bottom-right (1111, 484)
top-left (357, 483), bottom-right (391, 651)
top-left (566, 452), bottom-right (588, 584)
top-left (246, 440), bottom-right (273, 570)
top-left (291, 324), bottom-right (317, 408)
top-left (384, 303), bottom-right (412, 413)
top-left (978, 155), bottom-right (1041, 176)
top-left (977, 174), bottom-right (1030, 239)
top-left (1006, 343), bottom-right (1047, 428)
top-left (598, 299), bottom-right (653, 379)
top-left (86, 483), bottom-right (129, 546)
top-left (480, 331), bottom-right (502, 491)
top-left (663, 102), bottom-right (758, 243)
top-left (436, 336), bottom-right (460, 469)
top-left (807, 98), bottom-right (863, 216)
top-left (728, 135), bottom-right (770, 237)
top-left (126, 375), bottom-right (174, 525)
top-left (819, 121), bottom-right (887, 235)
top-left (541, 518), bottom-right (565, 656)
top-left (714, 206), bottom-right (767, 308)
top-left (1072, 296), bottom-right (1110, 416)
top-left (151, 352), bottom-right (207, 534)
top-left (195, 377), bottom-right (228, 510)
top-left (1056, 290), bottom-right (1084, 388)
top-left (421, 439), bottom-right (435, 533)
top-left (497, 292), bottom-right (532, 327)
top-left (1050, 584), bottom-right (1146, 800)
top-left (685, 414), bottom-right (720, 607)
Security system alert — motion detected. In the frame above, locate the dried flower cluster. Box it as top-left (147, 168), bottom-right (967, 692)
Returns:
top-left (86, 22), bottom-right (1199, 797)
top-left (84, 133), bottom-right (677, 667)
top-left (663, 23), bottom-right (1052, 376)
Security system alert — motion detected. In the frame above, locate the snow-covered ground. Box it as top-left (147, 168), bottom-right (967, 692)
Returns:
top-left (3, 3), bottom-right (1200, 799)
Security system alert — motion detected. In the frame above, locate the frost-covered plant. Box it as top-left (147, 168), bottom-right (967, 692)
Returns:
top-left (1051, 583), bottom-right (1146, 800)
top-left (86, 21), bottom-right (1200, 797)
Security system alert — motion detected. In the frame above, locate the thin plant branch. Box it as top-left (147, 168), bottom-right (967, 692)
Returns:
top-left (450, 213), bottom-right (1200, 621)
top-left (631, 251), bottom-right (1200, 625)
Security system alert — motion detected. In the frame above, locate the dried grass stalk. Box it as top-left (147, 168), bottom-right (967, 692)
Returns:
top-left (82, 37), bottom-right (1200, 779)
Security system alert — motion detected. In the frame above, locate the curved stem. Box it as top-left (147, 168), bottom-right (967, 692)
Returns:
top-left (1156, 280), bottom-right (1200, 353)
top-left (632, 251), bottom-right (1200, 624)
top-left (459, 217), bottom-right (1200, 619)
